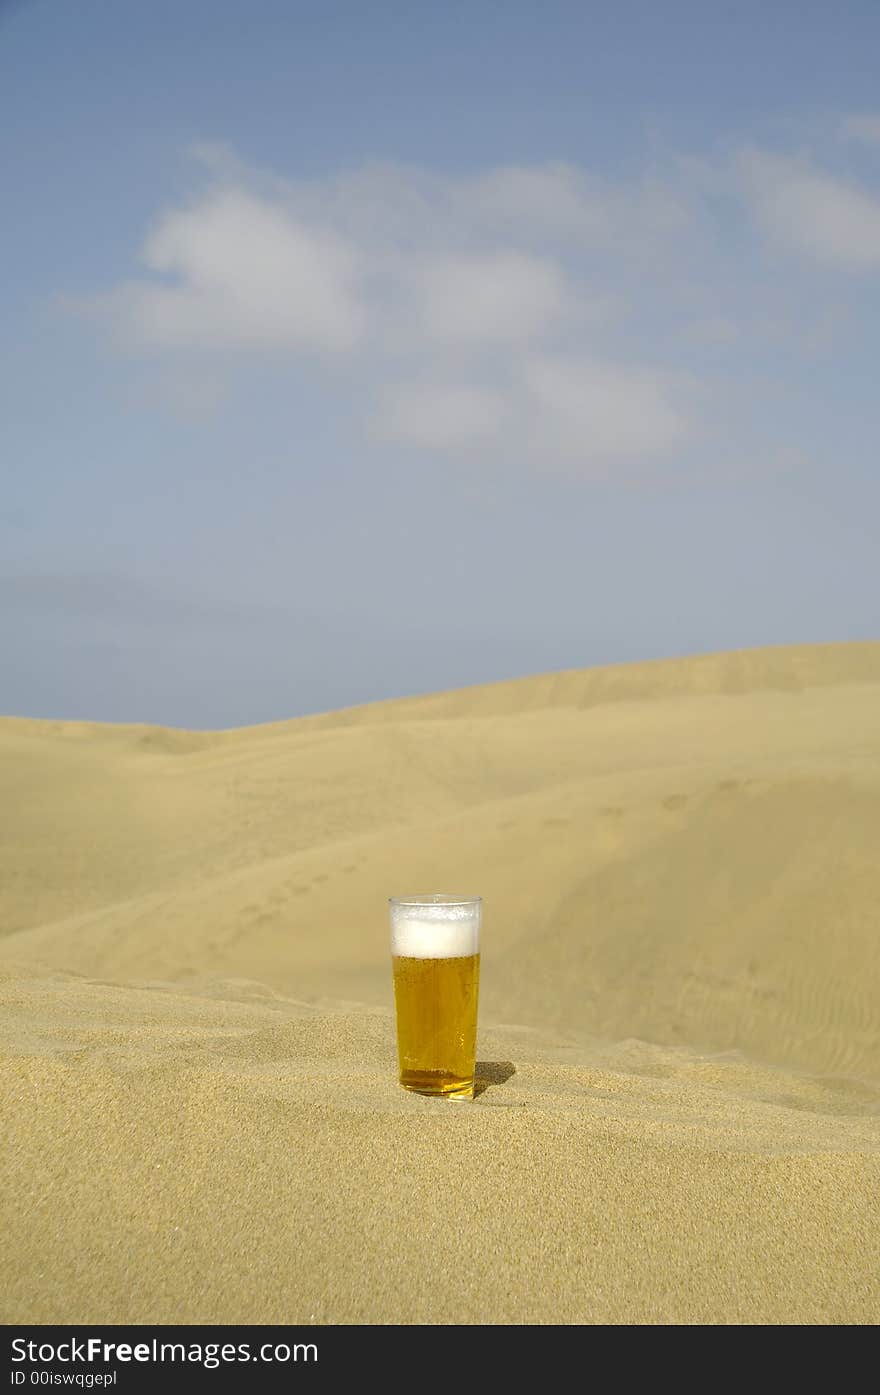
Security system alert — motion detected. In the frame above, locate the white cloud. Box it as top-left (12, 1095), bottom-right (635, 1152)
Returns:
top-left (63, 124), bottom-right (880, 500)
top-left (373, 357), bottom-right (691, 466)
top-left (841, 113), bottom-right (880, 146)
top-left (375, 382), bottom-right (509, 450)
top-left (87, 140), bottom-right (880, 478)
top-left (276, 157), bottom-right (688, 255)
top-left (111, 190), bottom-right (364, 350)
top-left (465, 162), bottom-right (690, 247)
top-left (83, 154), bottom-right (703, 474)
top-left (411, 250), bottom-right (566, 345)
top-left (470, 163), bottom-right (608, 238)
top-left (740, 150), bottom-right (880, 269)
top-left (522, 355), bottom-right (691, 462)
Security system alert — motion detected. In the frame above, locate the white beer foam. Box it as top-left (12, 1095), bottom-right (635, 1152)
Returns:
top-left (390, 900), bottom-right (481, 959)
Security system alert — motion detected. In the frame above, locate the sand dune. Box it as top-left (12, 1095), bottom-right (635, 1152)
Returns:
top-left (2, 642), bottom-right (879, 1323)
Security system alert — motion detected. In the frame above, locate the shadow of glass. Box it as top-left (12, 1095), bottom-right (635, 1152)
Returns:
top-left (473, 1060), bottom-right (516, 1097)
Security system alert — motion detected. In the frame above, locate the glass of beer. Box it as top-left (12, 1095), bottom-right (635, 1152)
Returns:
top-left (390, 894), bottom-right (481, 1100)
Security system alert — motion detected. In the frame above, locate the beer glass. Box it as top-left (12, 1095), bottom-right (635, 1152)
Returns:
top-left (390, 894), bottom-right (481, 1099)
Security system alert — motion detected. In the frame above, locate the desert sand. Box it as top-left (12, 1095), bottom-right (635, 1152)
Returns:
top-left (1, 640), bottom-right (879, 1324)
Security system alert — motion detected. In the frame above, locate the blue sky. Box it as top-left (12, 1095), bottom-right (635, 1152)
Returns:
top-left (2, 0), bottom-right (879, 727)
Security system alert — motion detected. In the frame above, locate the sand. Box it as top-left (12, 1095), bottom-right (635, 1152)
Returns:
top-left (1, 640), bottom-right (879, 1324)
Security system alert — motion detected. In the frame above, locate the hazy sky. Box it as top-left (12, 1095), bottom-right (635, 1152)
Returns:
top-left (2, 0), bottom-right (879, 727)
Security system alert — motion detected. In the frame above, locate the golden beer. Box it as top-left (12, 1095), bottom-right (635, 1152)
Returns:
top-left (393, 953), bottom-right (480, 1098)
top-left (389, 895), bottom-right (482, 1100)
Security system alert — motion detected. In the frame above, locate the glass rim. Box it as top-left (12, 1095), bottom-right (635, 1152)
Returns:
top-left (389, 894), bottom-right (482, 907)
